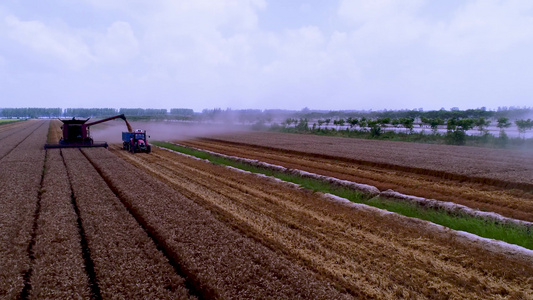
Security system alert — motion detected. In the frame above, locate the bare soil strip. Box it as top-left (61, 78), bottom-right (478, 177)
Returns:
top-left (112, 145), bottom-right (533, 299)
top-left (87, 147), bottom-right (346, 299)
top-left (180, 138), bottom-right (533, 222)
top-left (0, 120), bottom-right (47, 298)
top-left (61, 148), bottom-right (192, 299)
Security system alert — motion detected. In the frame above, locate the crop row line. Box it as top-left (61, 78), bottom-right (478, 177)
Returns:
top-left (154, 141), bottom-right (533, 251)
top-left (79, 149), bottom-right (202, 299)
top-left (60, 149), bottom-right (102, 300)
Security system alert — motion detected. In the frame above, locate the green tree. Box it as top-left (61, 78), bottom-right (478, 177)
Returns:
top-left (515, 119), bottom-right (533, 138)
top-left (335, 118), bottom-right (345, 129)
top-left (446, 118), bottom-right (474, 145)
top-left (428, 118), bottom-right (444, 134)
top-left (295, 118), bottom-right (309, 132)
top-left (399, 117), bottom-right (414, 133)
top-left (391, 118), bottom-right (400, 128)
top-left (347, 117), bottom-right (359, 129)
top-left (474, 117), bottom-right (491, 135)
top-left (497, 117), bottom-right (511, 130)
top-left (358, 117), bottom-right (368, 131)
top-left (377, 117), bottom-right (391, 131)
top-left (367, 120), bottom-right (381, 137)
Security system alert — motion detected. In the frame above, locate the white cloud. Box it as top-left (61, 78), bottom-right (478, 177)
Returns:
top-left (430, 0), bottom-right (533, 55)
top-left (4, 15), bottom-right (94, 69)
top-left (1, 0), bottom-right (532, 110)
top-left (337, 0), bottom-right (428, 54)
top-left (338, 0), bottom-right (424, 23)
top-left (94, 21), bottom-right (139, 63)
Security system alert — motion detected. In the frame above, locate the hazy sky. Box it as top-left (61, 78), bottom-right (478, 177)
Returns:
top-left (1, 0), bottom-right (532, 111)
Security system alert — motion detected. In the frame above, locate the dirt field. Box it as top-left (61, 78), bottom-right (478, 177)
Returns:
top-left (198, 132), bottom-right (533, 187)
top-left (179, 132), bottom-right (533, 222)
top-left (1, 120), bottom-right (533, 299)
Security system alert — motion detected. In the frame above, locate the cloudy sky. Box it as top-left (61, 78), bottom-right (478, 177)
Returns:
top-left (1, 0), bottom-right (532, 111)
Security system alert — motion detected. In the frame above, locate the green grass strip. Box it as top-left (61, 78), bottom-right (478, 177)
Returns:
top-left (154, 141), bottom-right (533, 250)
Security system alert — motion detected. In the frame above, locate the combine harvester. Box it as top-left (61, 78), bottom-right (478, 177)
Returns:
top-left (45, 114), bottom-right (151, 153)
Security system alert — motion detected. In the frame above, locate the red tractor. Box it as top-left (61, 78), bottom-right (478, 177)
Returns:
top-left (122, 129), bottom-right (151, 153)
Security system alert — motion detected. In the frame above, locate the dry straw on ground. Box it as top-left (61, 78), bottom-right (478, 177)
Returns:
top-left (88, 147), bottom-right (345, 299)
top-left (62, 148), bottom-right (191, 299)
top-left (114, 145), bottom-right (533, 299)
top-left (180, 137), bottom-right (533, 222)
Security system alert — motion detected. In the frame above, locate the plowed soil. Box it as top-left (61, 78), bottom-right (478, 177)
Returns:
top-left (178, 133), bottom-right (533, 222)
top-left (112, 145), bottom-right (533, 299)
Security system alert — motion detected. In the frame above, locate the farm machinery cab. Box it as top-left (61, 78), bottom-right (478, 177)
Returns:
top-left (122, 130), bottom-right (151, 153)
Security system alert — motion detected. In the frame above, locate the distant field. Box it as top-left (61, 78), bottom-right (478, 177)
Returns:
top-left (0, 119), bottom-right (22, 125)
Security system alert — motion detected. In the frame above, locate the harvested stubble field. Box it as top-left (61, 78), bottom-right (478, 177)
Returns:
top-left (180, 132), bottom-right (533, 222)
top-left (2, 120), bottom-right (533, 299)
top-left (112, 145), bottom-right (533, 299)
top-left (0, 120), bottom-right (48, 298)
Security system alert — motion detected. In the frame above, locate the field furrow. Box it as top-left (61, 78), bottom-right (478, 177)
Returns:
top-left (180, 138), bottom-right (533, 222)
top-left (61, 148), bottom-right (192, 299)
top-left (85, 147), bottom-right (346, 299)
top-left (112, 146), bottom-right (533, 299)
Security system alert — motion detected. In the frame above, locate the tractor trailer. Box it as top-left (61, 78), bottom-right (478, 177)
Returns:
top-left (122, 129), bottom-right (151, 153)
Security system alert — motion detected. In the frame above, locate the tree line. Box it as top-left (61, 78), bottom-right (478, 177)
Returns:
top-left (277, 116), bottom-right (533, 146)
top-left (0, 108), bottom-right (194, 118)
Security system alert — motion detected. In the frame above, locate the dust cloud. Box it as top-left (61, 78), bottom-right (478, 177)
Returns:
top-left (89, 120), bottom-right (251, 145)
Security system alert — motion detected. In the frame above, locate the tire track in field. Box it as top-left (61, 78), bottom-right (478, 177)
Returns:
top-left (181, 139), bottom-right (533, 222)
top-left (113, 146), bottom-right (533, 299)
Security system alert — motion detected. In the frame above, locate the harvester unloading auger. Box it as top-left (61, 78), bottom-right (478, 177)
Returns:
top-left (45, 114), bottom-right (133, 149)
